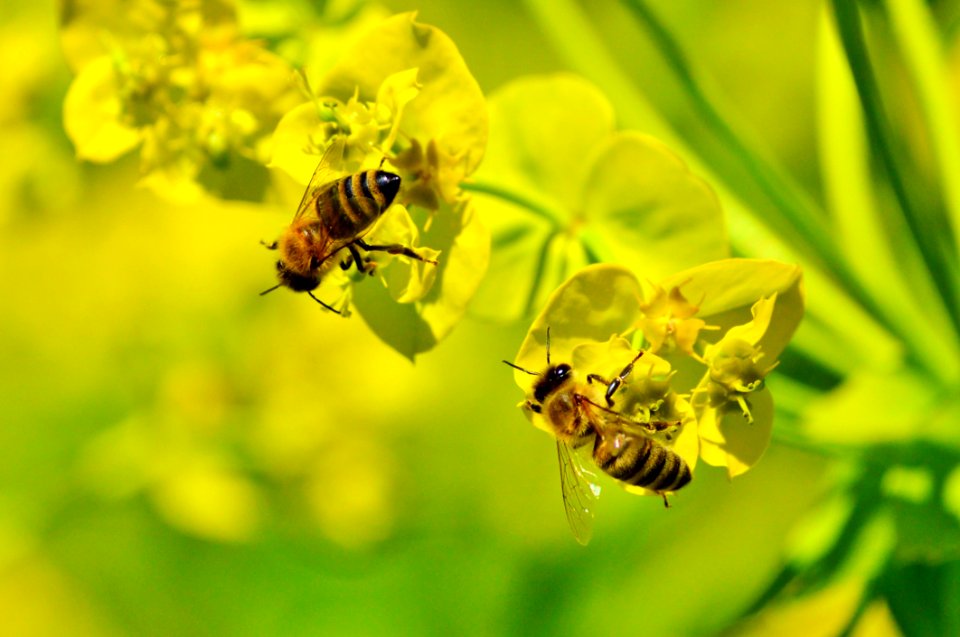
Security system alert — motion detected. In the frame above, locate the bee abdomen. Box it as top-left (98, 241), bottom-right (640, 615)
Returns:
top-left (317, 170), bottom-right (401, 241)
top-left (595, 436), bottom-right (691, 493)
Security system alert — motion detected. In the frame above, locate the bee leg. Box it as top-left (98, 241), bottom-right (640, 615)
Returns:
top-left (306, 291), bottom-right (342, 315)
top-left (347, 244), bottom-right (377, 275)
top-left (355, 239), bottom-right (438, 265)
top-left (661, 493), bottom-right (671, 508)
top-left (592, 351), bottom-right (646, 406)
top-left (260, 239), bottom-right (278, 250)
top-left (339, 254), bottom-right (354, 271)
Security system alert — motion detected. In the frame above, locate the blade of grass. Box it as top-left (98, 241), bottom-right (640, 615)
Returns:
top-left (832, 0), bottom-right (960, 341)
top-left (618, 0), bottom-right (837, 266)
top-left (818, 7), bottom-right (960, 383)
top-left (884, 0), bottom-right (960, 317)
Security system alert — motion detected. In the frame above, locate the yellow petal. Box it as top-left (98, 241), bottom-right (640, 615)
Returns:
top-left (63, 57), bottom-right (141, 162)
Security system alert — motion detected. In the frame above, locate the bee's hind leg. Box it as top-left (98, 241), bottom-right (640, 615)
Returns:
top-left (355, 238), bottom-right (438, 265)
top-left (260, 239), bottom-right (278, 250)
top-left (346, 244), bottom-right (376, 275)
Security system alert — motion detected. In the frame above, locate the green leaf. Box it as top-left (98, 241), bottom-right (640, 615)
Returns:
top-left (881, 562), bottom-right (960, 637)
top-left (832, 0), bottom-right (960, 342)
top-left (885, 0), bottom-right (960, 269)
top-left (802, 368), bottom-right (939, 446)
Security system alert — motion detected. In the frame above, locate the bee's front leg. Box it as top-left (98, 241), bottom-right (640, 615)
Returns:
top-left (587, 351), bottom-right (646, 406)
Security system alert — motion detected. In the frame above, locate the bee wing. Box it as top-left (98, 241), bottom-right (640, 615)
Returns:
top-left (294, 137), bottom-right (348, 220)
top-left (580, 395), bottom-right (678, 440)
top-left (556, 439), bottom-right (601, 546)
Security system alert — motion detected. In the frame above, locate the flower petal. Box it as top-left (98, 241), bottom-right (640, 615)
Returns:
top-left (512, 264), bottom-right (644, 389)
top-left (320, 12), bottom-right (487, 175)
top-left (352, 198), bottom-right (489, 360)
top-left (582, 131), bottom-right (729, 280)
top-left (63, 57), bottom-right (142, 162)
top-left (698, 385), bottom-right (774, 477)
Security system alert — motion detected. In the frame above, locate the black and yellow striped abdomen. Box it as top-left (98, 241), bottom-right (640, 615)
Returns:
top-left (314, 169), bottom-right (401, 241)
top-left (593, 433), bottom-right (691, 494)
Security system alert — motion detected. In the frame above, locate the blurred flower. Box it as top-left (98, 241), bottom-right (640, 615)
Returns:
top-left (61, 0), bottom-right (300, 201)
top-left (468, 74), bottom-right (729, 322)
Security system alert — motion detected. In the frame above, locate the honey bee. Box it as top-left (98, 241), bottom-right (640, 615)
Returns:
top-left (504, 331), bottom-right (691, 545)
top-left (261, 139), bottom-right (438, 313)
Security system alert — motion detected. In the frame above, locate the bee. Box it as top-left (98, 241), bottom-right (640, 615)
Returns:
top-left (260, 139), bottom-right (438, 313)
top-left (504, 331), bottom-right (691, 545)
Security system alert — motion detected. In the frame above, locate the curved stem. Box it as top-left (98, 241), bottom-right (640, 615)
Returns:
top-left (461, 180), bottom-right (563, 226)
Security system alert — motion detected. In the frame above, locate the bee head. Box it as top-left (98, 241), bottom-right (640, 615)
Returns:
top-left (275, 259), bottom-right (320, 292)
top-left (374, 171), bottom-right (401, 208)
top-left (533, 363), bottom-right (572, 403)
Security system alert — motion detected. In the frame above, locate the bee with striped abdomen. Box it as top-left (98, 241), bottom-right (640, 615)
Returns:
top-left (261, 139), bottom-right (437, 313)
top-left (505, 331), bottom-right (691, 545)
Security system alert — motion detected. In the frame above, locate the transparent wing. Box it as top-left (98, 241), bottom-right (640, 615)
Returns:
top-left (294, 137), bottom-right (348, 220)
top-left (556, 439), bottom-right (601, 546)
top-left (579, 394), bottom-right (680, 441)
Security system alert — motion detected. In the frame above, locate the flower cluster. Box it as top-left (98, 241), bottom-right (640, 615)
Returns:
top-left (61, 4), bottom-right (490, 358)
top-left (268, 13), bottom-right (489, 358)
top-left (61, 0), bottom-right (300, 201)
top-left (510, 260), bottom-right (804, 483)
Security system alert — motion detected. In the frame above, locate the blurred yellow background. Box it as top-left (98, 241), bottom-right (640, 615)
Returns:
top-left (0, 1), bottom-right (835, 635)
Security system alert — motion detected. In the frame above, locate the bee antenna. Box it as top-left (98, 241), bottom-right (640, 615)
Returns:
top-left (259, 284), bottom-right (282, 296)
top-left (503, 360), bottom-right (539, 376)
top-left (545, 326), bottom-right (552, 365)
top-left (307, 291), bottom-right (342, 315)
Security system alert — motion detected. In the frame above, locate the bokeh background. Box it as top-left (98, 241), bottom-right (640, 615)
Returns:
top-left (0, 0), bottom-right (922, 635)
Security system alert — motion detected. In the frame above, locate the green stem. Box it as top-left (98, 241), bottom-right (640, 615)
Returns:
top-left (884, 0), bottom-right (960, 321)
top-left (524, 230), bottom-right (561, 317)
top-left (461, 181), bottom-right (563, 226)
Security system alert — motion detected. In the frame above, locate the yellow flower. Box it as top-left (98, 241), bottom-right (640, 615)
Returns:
top-left (62, 0), bottom-right (300, 201)
top-left (511, 260), bottom-right (803, 479)
top-left (635, 281), bottom-right (718, 359)
top-left (269, 13), bottom-right (489, 359)
top-left (694, 295), bottom-right (782, 477)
